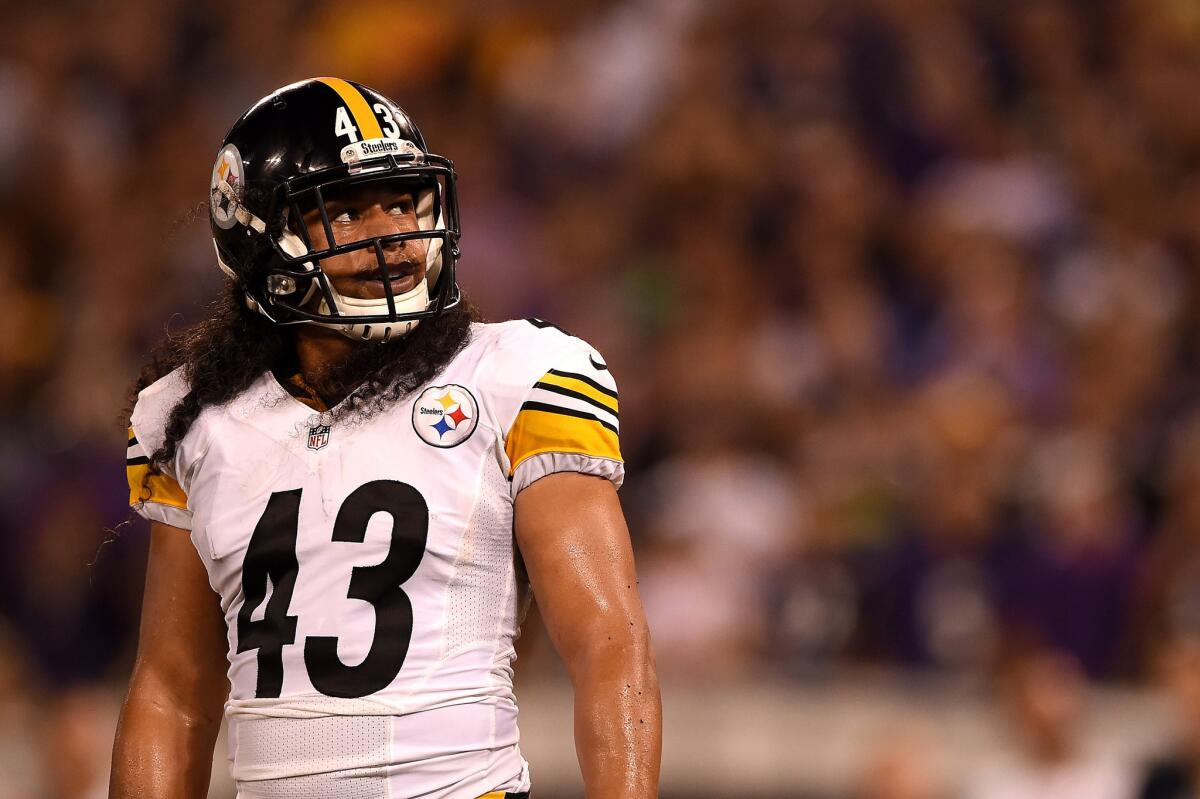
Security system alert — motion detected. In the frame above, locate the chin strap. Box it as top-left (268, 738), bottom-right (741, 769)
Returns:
top-left (315, 279), bottom-right (429, 342)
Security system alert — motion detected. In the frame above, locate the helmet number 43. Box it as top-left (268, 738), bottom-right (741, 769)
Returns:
top-left (335, 104), bottom-right (402, 143)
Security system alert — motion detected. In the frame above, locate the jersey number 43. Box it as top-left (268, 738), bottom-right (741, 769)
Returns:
top-left (237, 480), bottom-right (428, 699)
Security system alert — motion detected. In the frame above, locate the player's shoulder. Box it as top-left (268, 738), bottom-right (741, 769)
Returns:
top-left (467, 320), bottom-right (623, 490)
top-left (135, 365), bottom-right (190, 401)
top-left (462, 319), bottom-right (617, 432)
top-left (467, 318), bottom-right (607, 369)
top-left (129, 366), bottom-right (191, 448)
top-left (465, 318), bottom-right (612, 393)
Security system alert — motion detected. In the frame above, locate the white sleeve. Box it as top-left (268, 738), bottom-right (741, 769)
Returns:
top-left (485, 321), bottom-right (624, 497)
top-left (127, 368), bottom-right (193, 530)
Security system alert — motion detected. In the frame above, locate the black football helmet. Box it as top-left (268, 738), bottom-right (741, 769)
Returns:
top-left (209, 77), bottom-right (460, 341)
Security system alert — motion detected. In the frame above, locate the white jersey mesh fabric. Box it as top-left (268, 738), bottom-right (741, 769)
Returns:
top-left (233, 715), bottom-right (389, 798)
top-left (443, 453), bottom-right (517, 657)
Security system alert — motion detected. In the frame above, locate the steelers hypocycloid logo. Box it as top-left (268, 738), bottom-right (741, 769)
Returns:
top-left (412, 384), bottom-right (479, 448)
top-left (210, 143), bottom-right (244, 230)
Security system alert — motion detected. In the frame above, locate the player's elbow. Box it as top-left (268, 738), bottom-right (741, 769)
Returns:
top-left (560, 613), bottom-right (658, 685)
top-left (124, 661), bottom-right (226, 731)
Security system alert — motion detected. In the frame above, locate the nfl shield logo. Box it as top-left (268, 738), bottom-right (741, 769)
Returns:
top-left (307, 424), bottom-right (331, 451)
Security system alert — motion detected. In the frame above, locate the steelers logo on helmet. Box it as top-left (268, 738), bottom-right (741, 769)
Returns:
top-left (210, 144), bottom-right (244, 230)
top-left (412, 384), bottom-right (479, 448)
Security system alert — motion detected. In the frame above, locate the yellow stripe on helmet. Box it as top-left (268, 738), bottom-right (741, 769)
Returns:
top-left (316, 77), bottom-right (385, 140)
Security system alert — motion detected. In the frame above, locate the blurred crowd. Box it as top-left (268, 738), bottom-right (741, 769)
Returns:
top-left (5, 0), bottom-right (1200, 796)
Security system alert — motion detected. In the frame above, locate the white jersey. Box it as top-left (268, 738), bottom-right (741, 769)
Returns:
top-left (126, 320), bottom-right (623, 799)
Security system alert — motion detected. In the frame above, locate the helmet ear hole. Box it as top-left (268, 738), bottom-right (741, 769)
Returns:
top-left (264, 270), bottom-right (318, 309)
top-left (266, 232), bottom-right (319, 308)
top-left (267, 274), bottom-right (298, 295)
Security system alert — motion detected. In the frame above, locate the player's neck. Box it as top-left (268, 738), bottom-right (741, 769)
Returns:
top-left (291, 326), bottom-right (365, 406)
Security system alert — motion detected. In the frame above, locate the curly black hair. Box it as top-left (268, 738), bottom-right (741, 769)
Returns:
top-left (126, 279), bottom-right (479, 475)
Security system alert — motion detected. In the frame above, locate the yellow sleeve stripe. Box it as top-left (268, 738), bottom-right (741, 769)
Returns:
top-left (126, 426), bottom-right (148, 464)
top-left (537, 369), bottom-right (618, 414)
top-left (505, 404), bottom-right (622, 475)
top-left (316, 77), bottom-right (385, 140)
top-left (127, 462), bottom-right (189, 510)
top-left (532, 380), bottom-right (619, 419)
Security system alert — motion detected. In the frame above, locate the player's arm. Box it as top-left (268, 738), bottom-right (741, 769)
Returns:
top-left (514, 472), bottom-right (662, 799)
top-left (110, 521), bottom-right (229, 798)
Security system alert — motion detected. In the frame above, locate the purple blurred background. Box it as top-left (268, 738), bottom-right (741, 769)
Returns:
top-left (4, 0), bottom-right (1200, 796)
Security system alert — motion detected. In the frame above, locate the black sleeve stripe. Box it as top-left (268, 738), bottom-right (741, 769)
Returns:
top-left (519, 400), bottom-right (619, 435)
top-left (126, 455), bottom-right (150, 466)
top-left (128, 433), bottom-right (139, 446)
top-left (545, 369), bottom-right (618, 400)
top-left (525, 318), bottom-right (576, 337)
top-left (532, 381), bottom-right (619, 419)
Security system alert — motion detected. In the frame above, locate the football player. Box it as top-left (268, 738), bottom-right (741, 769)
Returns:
top-left (110, 78), bottom-right (661, 799)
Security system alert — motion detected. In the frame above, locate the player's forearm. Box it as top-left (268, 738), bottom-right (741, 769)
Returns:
top-left (569, 634), bottom-right (662, 799)
top-left (109, 679), bottom-right (221, 799)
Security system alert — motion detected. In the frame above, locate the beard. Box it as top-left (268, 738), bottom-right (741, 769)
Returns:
top-left (283, 300), bottom-right (479, 422)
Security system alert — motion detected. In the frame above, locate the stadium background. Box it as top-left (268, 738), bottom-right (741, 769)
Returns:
top-left (3, 0), bottom-right (1200, 796)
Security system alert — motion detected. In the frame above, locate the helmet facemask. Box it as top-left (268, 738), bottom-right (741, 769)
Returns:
top-left (231, 151), bottom-right (461, 342)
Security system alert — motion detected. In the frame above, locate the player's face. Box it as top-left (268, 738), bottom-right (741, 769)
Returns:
top-left (301, 182), bottom-right (428, 300)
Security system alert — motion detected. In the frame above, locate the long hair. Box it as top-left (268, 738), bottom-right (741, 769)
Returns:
top-left (127, 279), bottom-right (479, 472)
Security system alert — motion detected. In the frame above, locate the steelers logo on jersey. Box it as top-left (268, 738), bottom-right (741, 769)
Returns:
top-left (412, 384), bottom-right (479, 448)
